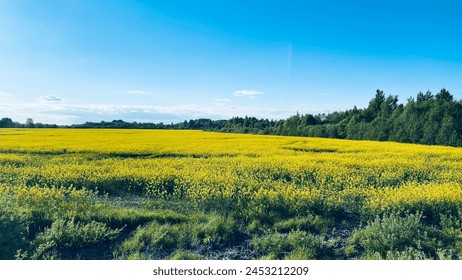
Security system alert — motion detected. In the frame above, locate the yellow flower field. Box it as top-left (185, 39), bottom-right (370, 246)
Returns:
top-left (2, 128), bottom-right (462, 259)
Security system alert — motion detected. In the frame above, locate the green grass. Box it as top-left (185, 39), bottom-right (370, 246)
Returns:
top-left (4, 184), bottom-right (462, 260)
top-left (252, 230), bottom-right (324, 260)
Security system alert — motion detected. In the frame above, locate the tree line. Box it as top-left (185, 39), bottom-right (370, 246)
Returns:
top-left (2, 88), bottom-right (462, 147)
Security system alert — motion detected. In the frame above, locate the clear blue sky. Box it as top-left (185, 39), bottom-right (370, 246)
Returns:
top-left (1, 0), bottom-right (462, 124)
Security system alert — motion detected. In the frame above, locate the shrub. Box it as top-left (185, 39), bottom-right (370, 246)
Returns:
top-left (0, 209), bottom-right (29, 259)
top-left (439, 213), bottom-right (462, 259)
top-left (31, 218), bottom-right (121, 260)
top-left (0, 189), bottom-right (30, 260)
top-left (350, 212), bottom-right (426, 259)
top-left (384, 247), bottom-right (429, 260)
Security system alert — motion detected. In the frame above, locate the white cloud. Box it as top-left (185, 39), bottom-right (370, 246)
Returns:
top-left (233, 90), bottom-right (264, 98)
top-left (212, 98), bottom-right (231, 106)
top-left (127, 90), bottom-right (152, 95)
top-left (0, 90), bottom-right (13, 97)
top-left (0, 101), bottom-right (292, 125)
top-left (37, 95), bottom-right (62, 103)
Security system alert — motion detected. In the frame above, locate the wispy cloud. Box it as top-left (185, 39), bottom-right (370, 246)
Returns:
top-left (37, 95), bottom-right (62, 103)
top-left (0, 101), bottom-right (292, 125)
top-left (212, 98), bottom-right (231, 106)
top-left (127, 90), bottom-right (152, 95)
top-left (233, 90), bottom-right (264, 98)
top-left (0, 90), bottom-right (13, 97)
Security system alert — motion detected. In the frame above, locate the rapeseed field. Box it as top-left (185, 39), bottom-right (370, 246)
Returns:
top-left (1, 129), bottom-right (462, 260)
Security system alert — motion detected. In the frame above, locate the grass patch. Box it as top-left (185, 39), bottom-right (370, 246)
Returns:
top-left (252, 230), bottom-right (324, 260)
top-left (274, 214), bottom-right (333, 234)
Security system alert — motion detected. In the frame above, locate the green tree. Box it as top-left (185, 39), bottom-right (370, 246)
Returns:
top-left (25, 118), bottom-right (35, 128)
top-left (435, 88), bottom-right (453, 102)
top-left (437, 115), bottom-right (458, 146)
top-left (416, 90), bottom-right (433, 103)
top-left (0, 118), bottom-right (15, 128)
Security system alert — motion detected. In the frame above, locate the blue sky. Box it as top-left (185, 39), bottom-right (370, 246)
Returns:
top-left (1, 0), bottom-right (462, 124)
